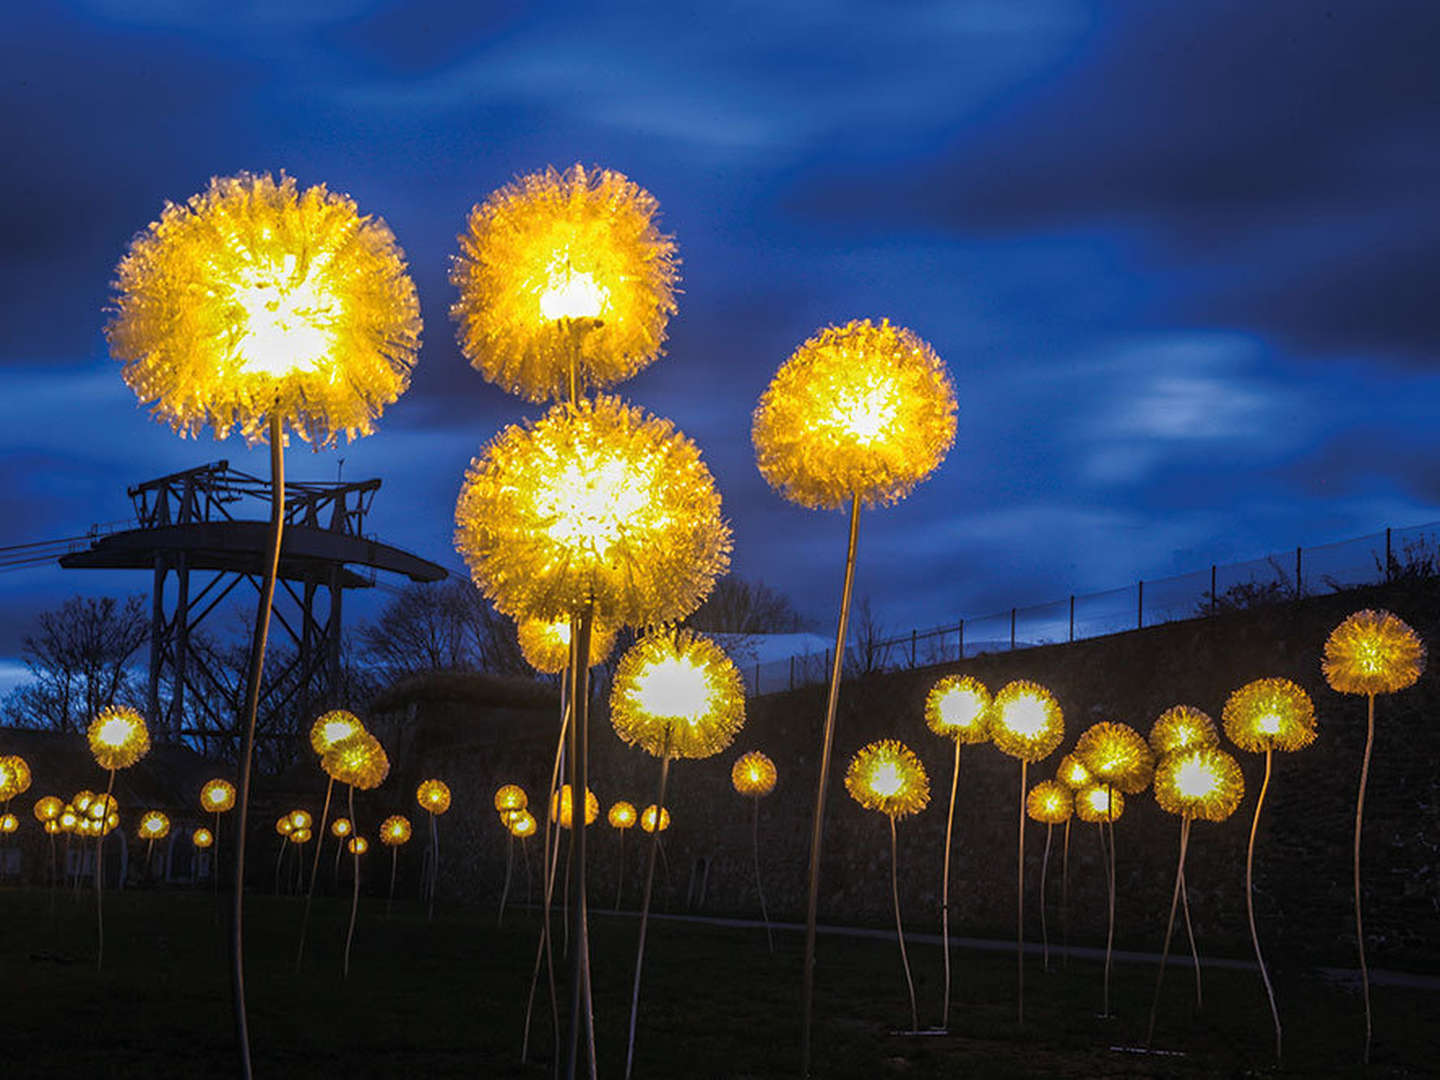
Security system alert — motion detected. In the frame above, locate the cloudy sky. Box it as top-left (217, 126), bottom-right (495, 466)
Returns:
top-left (3, 0), bottom-right (1439, 681)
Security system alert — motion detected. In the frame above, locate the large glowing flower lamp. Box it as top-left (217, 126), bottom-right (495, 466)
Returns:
top-left (322, 731), bottom-right (390, 978)
top-left (731, 750), bottom-right (779, 953)
top-left (989, 680), bottom-right (1065, 1024)
top-left (86, 705), bottom-right (150, 970)
top-left (0, 754), bottom-right (32, 806)
top-left (297, 709), bottom-right (368, 972)
top-left (108, 171), bottom-right (419, 1079)
top-left (753, 317), bottom-right (956, 1070)
top-left (1025, 780), bottom-right (1073, 973)
top-left (1145, 746), bottom-right (1244, 1048)
top-left (1323, 609), bottom-right (1424, 1063)
top-left (610, 628), bottom-right (746, 1079)
top-left (923, 674), bottom-right (991, 1028)
top-left (845, 740), bottom-right (930, 1034)
top-left (1223, 677), bottom-right (1317, 1064)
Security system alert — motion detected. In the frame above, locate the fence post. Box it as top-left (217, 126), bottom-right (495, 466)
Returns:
top-left (1010, 608), bottom-right (1016, 650)
top-left (1295, 546), bottom-right (1302, 600)
top-left (1386, 527), bottom-right (1393, 581)
top-left (1068, 596), bottom-right (1075, 642)
top-left (1210, 565), bottom-right (1217, 616)
top-left (957, 619), bottom-right (964, 661)
top-left (911, 629), bottom-right (917, 668)
top-left (1137, 580), bottom-right (1144, 629)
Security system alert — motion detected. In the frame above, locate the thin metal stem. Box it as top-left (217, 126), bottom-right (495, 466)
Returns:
top-left (229, 410), bottom-right (283, 1080)
top-left (521, 678), bottom-right (569, 1065)
top-left (752, 795), bottom-right (774, 953)
top-left (1246, 747), bottom-right (1282, 1064)
top-left (387, 845), bottom-right (397, 919)
top-left (1180, 864), bottom-right (1202, 1008)
top-left (214, 810), bottom-right (221, 895)
top-left (1040, 822), bottom-right (1052, 972)
top-left (1061, 817), bottom-right (1071, 969)
top-left (343, 783), bottom-right (360, 977)
top-left (274, 836), bottom-right (287, 895)
top-left (890, 814), bottom-right (919, 1034)
top-left (428, 808), bottom-right (439, 922)
top-left (800, 494), bottom-right (861, 1078)
top-left (499, 833), bottom-right (514, 927)
top-left (523, 836), bottom-right (532, 904)
top-left (566, 606), bottom-right (595, 1080)
top-left (95, 765), bottom-right (116, 970)
top-left (615, 826), bottom-right (625, 912)
top-left (1147, 817), bottom-right (1191, 1047)
top-left (295, 775), bottom-right (333, 971)
top-left (939, 739), bottom-right (960, 1028)
top-left (1016, 759), bottom-right (1027, 1025)
top-left (1103, 795), bottom-right (1116, 1019)
top-left (1356, 693), bottom-right (1375, 1064)
top-left (625, 736), bottom-right (671, 1080)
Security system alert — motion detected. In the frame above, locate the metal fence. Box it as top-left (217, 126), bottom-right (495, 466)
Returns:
top-left (742, 521), bottom-right (1438, 697)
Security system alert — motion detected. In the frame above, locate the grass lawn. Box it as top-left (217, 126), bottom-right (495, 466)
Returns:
top-left (2, 887), bottom-right (1435, 1077)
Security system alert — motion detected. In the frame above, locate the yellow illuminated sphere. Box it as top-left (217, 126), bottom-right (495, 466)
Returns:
top-left (107, 172), bottom-right (421, 445)
top-left (33, 795), bottom-right (63, 823)
top-left (0, 813), bottom-right (17, 834)
top-left (380, 815), bottom-right (413, 846)
top-left (499, 808), bottom-right (523, 828)
top-left (924, 675), bottom-right (992, 744)
top-left (610, 630), bottom-right (746, 760)
top-left (348, 836), bottom-right (369, 856)
top-left (321, 732), bottom-right (390, 790)
top-left (73, 790), bottom-right (96, 813)
top-left (450, 164), bottom-right (679, 403)
top-left (508, 810), bottom-right (538, 839)
top-left (494, 785), bottom-right (528, 814)
top-left (731, 751), bottom-right (778, 798)
top-left (87, 705), bottom-right (151, 770)
top-left (201, 778), bottom-right (237, 813)
top-left (1056, 753), bottom-right (1092, 791)
top-left (1324, 609), bottom-right (1426, 696)
top-left (138, 811), bottom-right (170, 840)
top-left (289, 828), bottom-right (312, 845)
top-left (1075, 721), bottom-right (1155, 795)
top-left (1154, 747), bottom-right (1246, 822)
top-left (276, 814), bottom-right (294, 837)
top-left (844, 740), bottom-right (930, 820)
top-left (989, 681), bottom-right (1065, 763)
top-left (87, 794), bottom-right (119, 821)
top-left (1223, 678), bottom-right (1318, 754)
top-left (43, 820), bottom-right (61, 836)
top-left (608, 800), bottom-right (637, 829)
top-left (59, 806), bottom-right (79, 833)
top-left (455, 394), bottom-right (731, 628)
top-left (640, 805), bottom-right (671, 834)
top-left (0, 755), bottom-right (32, 800)
top-left (331, 817), bottom-right (353, 838)
top-left (417, 779), bottom-right (452, 816)
top-left (288, 809), bottom-right (313, 832)
top-left (1075, 784), bottom-right (1125, 824)
top-left (753, 318), bottom-right (957, 510)
top-left (193, 827), bottom-right (214, 849)
top-left (515, 616), bottom-right (619, 674)
top-left (310, 710), bottom-right (366, 756)
top-left (1026, 780), bottom-right (1074, 825)
top-left (1149, 706), bottom-right (1219, 758)
top-left (551, 785), bottom-right (600, 829)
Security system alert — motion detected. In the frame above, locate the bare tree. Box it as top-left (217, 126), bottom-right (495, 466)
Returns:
top-left (850, 595), bottom-right (892, 675)
top-left (686, 576), bottom-right (805, 635)
top-left (360, 579), bottom-right (528, 682)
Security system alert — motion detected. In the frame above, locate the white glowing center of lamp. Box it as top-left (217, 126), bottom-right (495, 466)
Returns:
top-left (1257, 713), bottom-right (1282, 735)
top-left (832, 378), bottom-right (898, 443)
top-left (868, 762), bottom-right (904, 798)
top-left (95, 716), bottom-right (135, 749)
top-left (1087, 789), bottom-right (1113, 816)
top-left (321, 720), bottom-right (359, 748)
top-left (1174, 758), bottom-right (1219, 800)
top-left (748, 768), bottom-right (763, 784)
top-left (1063, 764), bottom-right (1089, 786)
top-left (540, 265), bottom-right (608, 321)
top-left (634, 654), bottom-right (713, 721)
top-left (938, 688), bottom-right (984, 729)
top-left (1000, 697), bottom-right (1049, 738)
top-left (232, 254), bottom-right (340, 376)
top-left (144, 818), bottom-right (163, 834)
top-left (542, 457), bottom-right (652, 556)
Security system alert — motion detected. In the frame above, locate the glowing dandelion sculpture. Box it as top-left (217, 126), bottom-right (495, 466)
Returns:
top-left (731, 751), bottom-right (779, 952)
top-left (194, 827), bottom-right (214, 849)
top-left (379, 814), bottom-right (412, 917)
top-left (109, 171), bottom-right (419, 1080)
top-left (274, 814), bottom-right (296, 894)
top-left (0, 812), bottom-right (16, 833)
top-left (1053, 752), bottom-right (1091, 967)
top-left (495, 786), bottom-right (529, 927)
top-left (1146, 747), bottom-right (1244, 1047)
top-left (1323, 610), bottom-right (1424, 1063)
top-left (845, 740), bottom-right (930, 1034)
top-left (86, 705), bottom-right (149, 970)
top-left (322, 731), bottom-right (389, 978)
top-left (297, 710), bottom-right (369, 971)
top-left (1025, 781), bottom-right (1073, 973)
top-left (608, 800), bottom-right (638, 910)
top-left (924, 674), bottom-right (992, 1028)
top-left (989, 680), bottom-right (1065, 1024)
top-left (1223, 677), bottom-right (1317, 1064)
top-left (416, 778), bottom-right (451, 922)
top-left (1075, 721), bottom-right (1155, 1019)
top-left (138, 810), bottom-right (170, 873)
top-left (753, 319), bottom-right (957, 1072)
top-left (610, 629), bottom-right (746, 1080)
top-left (639, 805), bottom-right (670, 833)
top-left (0, 755), bottom-right (32, 804)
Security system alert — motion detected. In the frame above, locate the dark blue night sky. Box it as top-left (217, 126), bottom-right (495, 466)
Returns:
top-left (4, 1), bottom-right (1439, 685)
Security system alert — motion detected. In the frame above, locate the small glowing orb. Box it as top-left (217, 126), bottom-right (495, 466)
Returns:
top-left (321, 732), bottom-right (389, 790)
top-left (44, 820), bottom-right (61, 836)
top-left (508, 810), bottom-right (538, 838)
top-left (1155, 747), bottom-right (1245, 822)
top-left (608, 800), bottom-right (638, 829)
top-left (331, 817), bottom-right (353, 838)
top-left (1324, 609), bottom-right (1425, 696)
top-left (87, 706), bottom-right (151, 770)
top-left (380, 815), bottom-right (413, 846)
top-left (1075, 722), bottom-right (1155, 794)
top-left (59, 806), bottom-right (79, 832)
top-left (139, 811), bottom-right (170, 840)
top-left (640, 804), bottom-right (671, 834)
top-left (1026, 780), bottom-right (1074, 825)
top-left (288, 809), bottom-right (313, 832)
top-left (33, 795), bottom-right (63, 823)
top-left (1076, 784), bottom-right (1125, 824)
top-left (551, 785), bottom-right (599, 829)
top-left (1148, 706), bottom-right (1219, 757)
top-left (73, 790), bottom-right (96, 813)
top-left (455, 395), bottom-right (731, 628)
top-left (289, 828), bottom-right (312, 845)
top-left (1223, 678), bottom-right (1317, 754)
top-left (276, 815), bottom-right (294, 837)
top-left (1056, 754), bottom-right (1092, 791)
top-left (310, 710), bottom-right (366, 756)
top-left (416, 779), bottom-right (451, 815)
top-left (0, 813), bottom-right (17, 834)
top-left (989, 681), bottom-right (1065, 763)
top-left (845, 740), bottom-right (930, 819)
top-left (348, 837), bottom-right (369, 856)
top-left (201, 778), bottom-right (237, 813)
top-left (752, 318), bottom-right (957, 510)
top-left (0, 755), bottom-right (32, 800)
top-left (611, 630), bottom-right (746, 760)
top-left (494, 785), bottom-right (528, 814)
top-left (731, 751), bottom-right (778, 798)
top-left (924, 675), bottom-right (992, 743)
top-left (193, 827), bottom-right (214, 849)
top-left (516, 616), bottom-right (619, 674)
top-left (87, 794), bottom-right (118, 821)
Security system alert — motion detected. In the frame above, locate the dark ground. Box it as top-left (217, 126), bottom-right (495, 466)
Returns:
top-left (3, 887), bottom-right (1437, 1078)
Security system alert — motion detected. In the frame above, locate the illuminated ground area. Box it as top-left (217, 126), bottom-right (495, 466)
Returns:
top-left (2, 889), bottom-right (1433, 1077)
